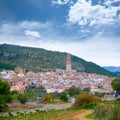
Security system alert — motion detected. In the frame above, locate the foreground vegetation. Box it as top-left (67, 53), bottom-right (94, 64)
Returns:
top-left (86, 99), bottom-right (120, 120)
top-left (1, 78), bottom-right (120, 119)
top-left (1, 94), bottom-right (120, 120)
top-left (0, 109), bottom-right (71, 120)
top-left (0, 90), bottom-right (101, 120)
top-left (1, 100), bottom-right (120, 120)
top-left (1, 109), bottom-right (92, 120)
top-left (94, 103), bottom-right (120, 120)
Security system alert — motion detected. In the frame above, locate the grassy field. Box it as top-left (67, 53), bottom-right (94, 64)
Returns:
top-left (1, 97), bottom-right (119, 120)
top-left (0, 108), bottom-right (93, 120)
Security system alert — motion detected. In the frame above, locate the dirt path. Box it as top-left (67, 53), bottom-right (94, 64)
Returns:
top-left (55, 110), bottom-right (93, 120)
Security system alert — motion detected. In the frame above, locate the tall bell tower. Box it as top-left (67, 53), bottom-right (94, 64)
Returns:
top-left (66, 53), bottom-right (72, 71)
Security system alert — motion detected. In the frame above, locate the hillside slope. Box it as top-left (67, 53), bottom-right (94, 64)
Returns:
top-left (0, 44), bottom-right (115, 77)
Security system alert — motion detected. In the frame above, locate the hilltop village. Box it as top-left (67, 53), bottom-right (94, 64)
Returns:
top-left (0, 54), bottom-right (113, 94)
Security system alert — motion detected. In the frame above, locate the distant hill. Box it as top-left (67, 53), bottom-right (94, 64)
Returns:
top-left (103, 66), bottom-right (120, 73)
top-left (0, 44), bottom-right (116, 77)
top-left (114, 72), bottom-right (120, 77)
top-left (103, 66), bottom-right (120, 77)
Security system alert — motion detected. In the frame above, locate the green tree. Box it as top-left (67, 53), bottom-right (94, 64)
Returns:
top-left (68, 86), bottom-right (80, 96)
top-left (25, 85), bottom-right (46, 100)
top-left (83, 87), bottom-right (90, 93)
top-left (60, 92), bottom-right (69, 101)
top-left (0, 79), bottom-right (12, 112)
top-left (111, 78), bottom-right (120, 94)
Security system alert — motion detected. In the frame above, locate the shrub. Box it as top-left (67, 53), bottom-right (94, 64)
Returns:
top-left (110, 105), bottom-right (120, 120)
top-left (82, 102), bottom-right (98, 109)
top-left (43, 94), bottom-right (52, 102)
top-left (0, 104), bottom-right (8, 112)
top-left (10, 90), bottom-right (19, 94)
top-left (74, 94), bottom-right (101, 107)
top-left (18, 94), bottom-right (28, 104)
top-left (94, 104), bottom-right (108, 120)
top-left (8, 112), bottom-right (13, 116)
top-left (60, 92), bottom-right (69, 101)
top-left (94, 104), bottom-right (120, 120)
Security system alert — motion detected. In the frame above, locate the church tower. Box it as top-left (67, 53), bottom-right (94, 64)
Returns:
top-left (66, 53), bottom-right (72, 71)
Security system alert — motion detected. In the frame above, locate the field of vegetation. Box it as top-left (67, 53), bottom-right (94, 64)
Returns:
top-left (0, 108), bottom-right (92, 120)
top-left (1, 100), bottom-right (120, 120)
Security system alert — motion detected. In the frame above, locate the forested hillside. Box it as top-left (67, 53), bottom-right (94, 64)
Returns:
top-left (0, 44), bottom-right (115, 77)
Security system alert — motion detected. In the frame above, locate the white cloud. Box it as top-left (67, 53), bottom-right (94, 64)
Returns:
top-left (0, 21), bottom-right (53, 40)
top-left (51, 0), bottom-right (70, 5)
top-left (40, 38), bottom-right (120, 66)
top-left (24, 30), bottom-right (41, 38)
top-left (0, 20), bottom-right (120, 66)
top-left (68, 0), bottom-right (120, 26)
top-left (19, 20), bottom-right (51, 30)
top-left (1, 29), bottom-right (120, 66)
top-left (113, 0), bottom-right (120, 2)
top-left (104, 0), bottom-right (113, 6)
top-left (41, 35), bottom-right (120, 66)
top-left (19, 21), bottom-right (40, 29)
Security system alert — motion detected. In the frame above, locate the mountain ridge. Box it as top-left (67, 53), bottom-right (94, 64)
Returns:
top-left (103, 66), bottom-right (120, 77)
top-left (0, 43), bottom-right (116, 77)
top-left (103, 66), bottom-right (120, 73)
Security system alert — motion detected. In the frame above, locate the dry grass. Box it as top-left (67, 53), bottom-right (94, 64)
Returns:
top-left (54, 110), bottom-right (92, 120)
top-left (7, 103), bottom-right (41, 111)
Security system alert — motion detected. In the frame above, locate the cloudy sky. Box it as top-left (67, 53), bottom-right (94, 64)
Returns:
top-left (0, 0), bottom-right (120, 67)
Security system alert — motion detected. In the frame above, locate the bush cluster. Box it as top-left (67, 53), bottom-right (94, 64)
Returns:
top-left (18, 94), bottom-right (28, 104)
top-left (60, 92), bottom-right (69, 101)
top-left (94, 104), bottom-right (120, 120)
top-left (82, 102), bottom-right (98, 109)
top-left (43, 94), bottom-right (52, 102)
top-left (74, 94), bottom-right (101, 107)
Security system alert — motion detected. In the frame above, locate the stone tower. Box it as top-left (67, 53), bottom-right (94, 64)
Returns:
top-left (66, 53), bottom-right (72, 71)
